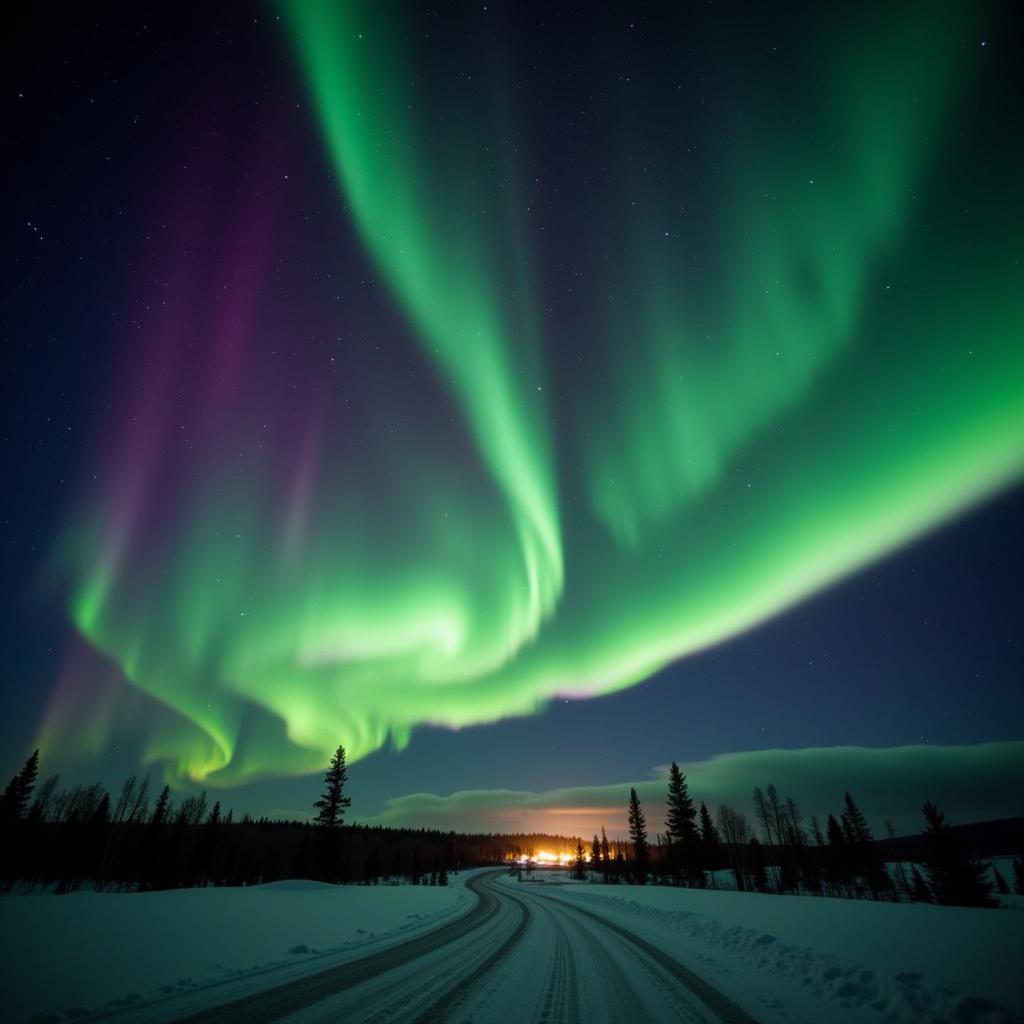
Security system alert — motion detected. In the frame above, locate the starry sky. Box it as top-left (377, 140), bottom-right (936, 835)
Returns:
top-left (3, 2), bottom-right (1023, 836)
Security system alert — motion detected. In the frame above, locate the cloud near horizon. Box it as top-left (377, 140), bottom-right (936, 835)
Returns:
top-left (358, 741), bottom-right (1024, 839)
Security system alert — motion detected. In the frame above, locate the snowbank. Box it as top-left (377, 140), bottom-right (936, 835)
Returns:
top-left (515, 872), bottom-right (1024, 1023)
top-left (0, 876), bottom-right (472, 1023)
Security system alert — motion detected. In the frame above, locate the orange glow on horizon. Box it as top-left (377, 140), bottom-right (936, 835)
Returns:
top-left (511, 849), bottom-right (588, 866)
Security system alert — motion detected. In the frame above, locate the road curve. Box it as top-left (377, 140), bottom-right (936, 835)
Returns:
top-left (165, 870), bottom-right (758, 1024)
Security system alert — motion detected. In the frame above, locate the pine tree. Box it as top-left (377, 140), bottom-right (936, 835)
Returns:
top-left (600, 827), bottom-right (610, 884)
top-left (572, 838), bottom-right (586, 881)
top-left (921, 802), bottom-right (996, 908)
top-left (840, 792), bottom-right (871, 845)
top-left (628, 788), bottom-right (649, 884)
top-left (824, 813), bottom-right (849, 897)
top-left (840, 793), bottom-right (890, 900)
top-left (0, 749), bottom-right (40, 822)
top-left (699, 802), bottom-right (722, 886)
top-left (314, 745), bottom-right (351, 829)
top-left (591, 834), bottom-right (601, 871)
top-left (27, 775), bottom-right (59, 824)
top-left (665, 762), bottom-right (700, 886)
top-left (150, 785), bottom-right (171, 826)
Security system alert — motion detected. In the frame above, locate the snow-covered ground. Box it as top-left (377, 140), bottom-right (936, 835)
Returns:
top-left (2, 868), bottom-right (1022, 1023)
top-left (0, 876), bottom-right (471, 1023)
top-left (515, 870), bottom-right (1024, 1023)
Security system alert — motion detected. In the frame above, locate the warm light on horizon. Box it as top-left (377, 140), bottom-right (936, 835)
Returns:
top-left (511, 849), bottom-right (588, 866)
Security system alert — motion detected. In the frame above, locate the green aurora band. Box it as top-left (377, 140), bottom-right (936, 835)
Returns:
top-left (43, 1), bottom-right (1024, 784)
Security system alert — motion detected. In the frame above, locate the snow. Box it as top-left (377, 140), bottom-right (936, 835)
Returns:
top-left (511, 870), bottom-right (1024, 1023)
top-left (3, 868), bottom-right (1022, 1024)
top-left (0, 877), bottom-right (471, 1023)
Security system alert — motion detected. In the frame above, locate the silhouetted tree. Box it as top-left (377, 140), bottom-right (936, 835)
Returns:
top-left (27, 775), bottom-right (59, 824)
top-left (716, 804), bottom-right (752, 891)
top-left (314, 745), bottom-right (351, 830)
top-left (614, 848), bottom-right (625, 883)
top-left (0, 750), bottom-right (39, 822)
top-left (150, 786), bottom-right (171, 827)
top-left (824, 813), bottom-right (850, 897)
top-left (572, 838), bottom-right (586, 880)
top-left (840, 793), bottom-right (891, 900)
top-left (665, 762), bottom-right (701, 886)
top-left (628, 788), bottom-right (649, 884)
top-left (921, 802), bottom-right (996, 908)
top-left (776, 796), bottom-right (806, 893)
top-left (698, 802), bottom-right (722, 886)
top-left (600, 827), bottom-right (610, 883)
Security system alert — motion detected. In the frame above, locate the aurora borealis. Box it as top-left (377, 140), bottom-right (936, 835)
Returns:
top-left (5, 2), bottom-right (1023, 829)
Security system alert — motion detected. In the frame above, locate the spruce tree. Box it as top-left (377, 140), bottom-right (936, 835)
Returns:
top-left (665, 762), bottom-right (700, 886)
top-left (699, 802), bottom-right (722, 886)
top-left (0, 749), bottom-right (40, 822)
top-left (840, 792), bottom-right (872, 845)
top-left (591, 834), bottom-right (601, 871)
top-left (628, 788), bottom-right (649, 885)
top-left (825, 813), bottom-right (849, 896)
top-left (314, 745), bottom-right (351, 829)
top-left (572, 838), bottom-right (587, 881)
top-left (921, 802), bottom-right (995, 908)
top-left (150, 785), bottom-right (171, 826)
top-left (27, 775), bottom-right (59, 824)
top-left (840, 793), bottom-right (890, 900)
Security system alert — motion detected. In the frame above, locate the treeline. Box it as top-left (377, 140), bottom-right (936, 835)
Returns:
top-left (577, 763), bottom-right (1021, 909)
top-left (3, 748), bottom-right (1019, 908)
top-left (0, 748), bottom-right (568, 893)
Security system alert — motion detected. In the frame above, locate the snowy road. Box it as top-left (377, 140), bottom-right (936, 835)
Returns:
top-left (170, 870), bottom-right (758, 1024)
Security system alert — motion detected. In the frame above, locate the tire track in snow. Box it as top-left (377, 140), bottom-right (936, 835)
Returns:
top-left (169, 871), bottom-right (505, 1024)
top-left (536, 889), bottom-right (760, 1024)
top-left (409, 883), bottom-right (531, 1023)
top-left (542, 905), bottom-right (580, 1024)
top-left (523, 886), bottom-right (697, 1024)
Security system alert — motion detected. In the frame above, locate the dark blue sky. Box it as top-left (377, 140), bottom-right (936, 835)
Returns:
top-left (2, 3), bottom-right (1022, 827)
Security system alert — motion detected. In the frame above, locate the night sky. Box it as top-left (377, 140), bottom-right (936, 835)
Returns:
top-left (4, 2), bottom-right (1022, 837)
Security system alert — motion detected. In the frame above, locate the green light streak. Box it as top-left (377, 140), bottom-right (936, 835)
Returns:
top-left (41, 1), bottom-right (1024, 784)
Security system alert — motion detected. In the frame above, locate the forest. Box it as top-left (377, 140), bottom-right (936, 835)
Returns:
top-left (2, 747), bottom-right (1020, 909)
